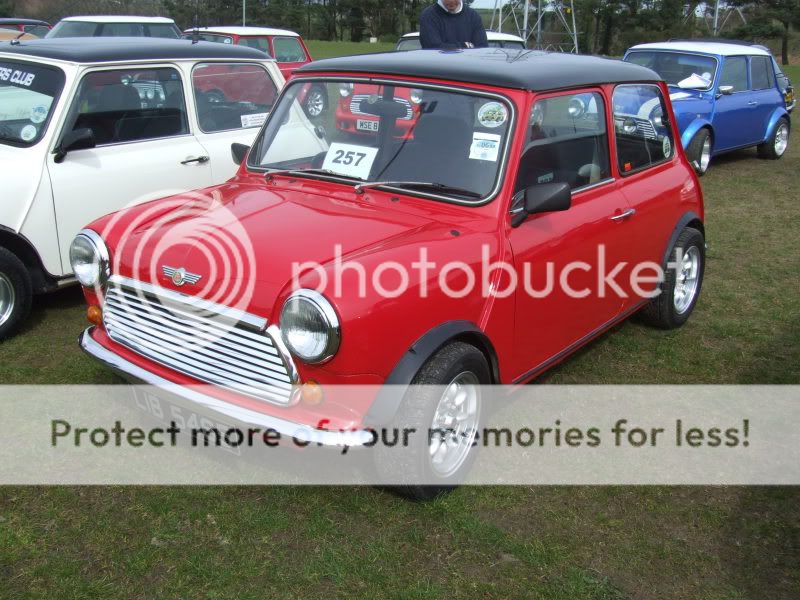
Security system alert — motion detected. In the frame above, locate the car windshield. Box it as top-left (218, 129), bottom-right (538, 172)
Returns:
top-left (625, 50), bottom-right (717, 90)
top-left (248, 79), bottom-right (513, 203)
top-left (48, 21), bottom-right (180, 38)
top-left (0, 61), bottom-right (64, 146)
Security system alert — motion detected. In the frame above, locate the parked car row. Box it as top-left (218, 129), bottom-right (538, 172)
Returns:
top-left (0, 24), bottom-right (792, 496)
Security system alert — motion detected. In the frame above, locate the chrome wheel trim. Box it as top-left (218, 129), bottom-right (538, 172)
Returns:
top-left (774, 123), bottom-right (789, 156)
top-left (673, 246), bottom-right (701, 315)
top-left (305, 89), bottom-right (325, 117)
top-left (0, 272), bottom-right (16, 328)
top-left (699, 136), bottom-right (711, 172)
top-left (428, 371), bottom-right (481, 478)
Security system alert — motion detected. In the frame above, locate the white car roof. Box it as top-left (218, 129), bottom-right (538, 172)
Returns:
top-left (629, 41), bottom-right (771, 57)
top-left (401, 30), bottom-right (525, 43)
top-left (61, 15), bottom-right (177, 24)
top-left (185, 26), bottom-right (300, 37)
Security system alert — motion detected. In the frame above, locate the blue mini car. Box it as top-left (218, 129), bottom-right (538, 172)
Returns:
top-left (623, 41), bottom-right (791, 174)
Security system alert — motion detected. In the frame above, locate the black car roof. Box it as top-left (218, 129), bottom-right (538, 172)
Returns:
top-left (0, 18), bottom-right (50, 26)
top-left (296, 48), bottom-right (660, 91)
top-left (0, 37), bottom-right (269, 63)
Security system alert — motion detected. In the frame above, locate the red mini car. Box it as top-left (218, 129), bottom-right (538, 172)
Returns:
top-left (74, 49), bottom-right (705, 498)
top-left (183, 26), bottom-right (326, 116)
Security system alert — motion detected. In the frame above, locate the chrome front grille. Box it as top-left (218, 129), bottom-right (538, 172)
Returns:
top-left (634, 118), bottom-right (657, 139)
top-left (102, 277), bottom-right (296, 405)
top-left (350, 94), bottom-right (413, 120)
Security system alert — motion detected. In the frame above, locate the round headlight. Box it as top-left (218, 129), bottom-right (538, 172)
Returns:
top-left (339, 83), bottom-right (354, 98)
top-left (69, 230), bottom-right (110, 288)
top-left (280, 290), bottom-right (340, 364)
top-left (409, 89), bottom-right (423, 104)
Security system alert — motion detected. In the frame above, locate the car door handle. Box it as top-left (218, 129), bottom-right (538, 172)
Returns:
top-left (747, 101), bottom-right (758, 106)
top-left (610, 208), bottom-right (636, 221)
top-left (181, 155), bottom-right (209, 165)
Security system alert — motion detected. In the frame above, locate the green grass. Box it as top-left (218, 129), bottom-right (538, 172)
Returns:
top-left (306, 40), bottom-right (396, 60)
top-left (0, 60), bottom-right (799, 598)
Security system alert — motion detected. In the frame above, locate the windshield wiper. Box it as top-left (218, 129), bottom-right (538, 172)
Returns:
top-left (354, 180), bottom-right (481, 199)
top-left (264, 168), bottom-right (364, 181)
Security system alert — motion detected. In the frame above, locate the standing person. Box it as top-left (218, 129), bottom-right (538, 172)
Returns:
top-left (419, 0), bottom-right (489, 50)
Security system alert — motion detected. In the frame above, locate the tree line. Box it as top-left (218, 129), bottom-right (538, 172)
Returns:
top-left (3, 0), bottom-right (799, 62)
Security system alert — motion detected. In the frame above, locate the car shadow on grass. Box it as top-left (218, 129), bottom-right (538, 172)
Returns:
top-left (18, 285), bottom-right (86, 338)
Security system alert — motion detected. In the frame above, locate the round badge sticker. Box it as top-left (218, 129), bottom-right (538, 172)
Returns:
top-left (30, 105), bottom-right (48, 124)
top-left (20, 125), bottom-right (37, 142)
top-left (478, 102), bottom-right (508, 128)
top-left (662, 136), bottom-right (672, 158)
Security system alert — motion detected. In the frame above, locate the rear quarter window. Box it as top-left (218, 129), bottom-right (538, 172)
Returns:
top-left (612, 84), bottom-right (674, 175)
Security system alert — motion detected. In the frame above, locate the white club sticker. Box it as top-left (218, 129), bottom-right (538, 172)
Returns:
top-left (662, 136), bottom-right (672, 158)
top-left (477, 102), bottom-right (508, 128)
top-left (20, 124), bottom-right (37, 142)
top-left (30, 105), bottom-right (48, 124)
top-left (240, 113), bottom-right (267, 128)
top-left (469, 132), bottom-right (501, 162)
top-left (322, 142), bottom-right (378, 180)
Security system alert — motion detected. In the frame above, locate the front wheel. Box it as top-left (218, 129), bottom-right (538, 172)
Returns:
top-left (303, 85), bottom-right (328, 118)
top-left (687, 129), bottom-right (711, 175)
top-left (757, 118), bottom-right (790, 159)
top-left (638, 227), bottom-right (705, 330)
top-left (374, 342), bottom-right (490, 501)
top-left (0, 247), bottom-right (32, 341)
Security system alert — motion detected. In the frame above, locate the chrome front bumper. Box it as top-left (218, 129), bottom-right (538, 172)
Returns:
top-left (79, 328), bottom-right (375, 447)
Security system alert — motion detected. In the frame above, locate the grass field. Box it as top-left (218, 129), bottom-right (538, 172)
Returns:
top-left (0, 49), bottom-right (799, 598)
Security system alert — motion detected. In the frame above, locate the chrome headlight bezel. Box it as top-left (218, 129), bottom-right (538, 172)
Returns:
top-left (69, 229), bottom-right (111, 288)
top-left (280, 289), bottom-right (340, 364)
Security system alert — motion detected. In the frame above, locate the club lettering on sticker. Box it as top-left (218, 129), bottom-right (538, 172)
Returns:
top-left (240, 113), bottom-right (267, 128)
top-left (322, 142), bottom-right (378, 180)
top-left (469, 132), bottom-right (501, 162)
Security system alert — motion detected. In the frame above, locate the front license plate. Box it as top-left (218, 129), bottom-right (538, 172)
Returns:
top-left (356, 119), bottom-right (379, 132)
top-left (132, 388), bottom-right (242, 455)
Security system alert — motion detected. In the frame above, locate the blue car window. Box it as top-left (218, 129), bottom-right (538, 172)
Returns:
top-left (719, 57), bottom-right (748, 92)
top-left (750, 56), bottom-right (773, 90)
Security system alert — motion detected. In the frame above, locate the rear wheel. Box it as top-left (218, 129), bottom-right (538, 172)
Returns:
top-left (757, 118), bottom-right (790, 159)
top-left (638, 227), bottom-right (705, 330)
top-left (0, 247), bottom-right (32, 341)
top-left (687, 129), bottom-right (711, 175)
top-left (303, 85), bottom-right (328, 118)
top-left (375, 342), bottom-right (490, 501)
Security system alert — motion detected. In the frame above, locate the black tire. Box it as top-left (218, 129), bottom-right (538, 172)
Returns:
top-left (0, 247), bottom-right (32, 341)
top-left (638, 227), bottom-right (705, 330)
top-left (686, 128), bottom-right (711, 175)
top-left (375, 342), bottom-right (490, 501)
top-left (303, 85), bottom-right (328, 118)
top-left (757, 118), bottom-right (790, 159)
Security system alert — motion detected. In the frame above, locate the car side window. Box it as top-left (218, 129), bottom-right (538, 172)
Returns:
top-left (238, 37), bottom-right (271, 55)
top-left (67, 67), bottom-right (189, 146)
top-left (719, 56), bottom-right (748, 92)
top-left (514, 91), bottom-right (610, 193)
top-left (272, 37), bottom-right (306, 62)
top-left (192, 63), bottom-right (278, 133)
top-left (612, 84), bottom-right (674, 175)
top-left (750, 56), bottom-right (773, 90)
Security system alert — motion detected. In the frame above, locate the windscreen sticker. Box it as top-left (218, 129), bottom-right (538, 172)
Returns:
top-left (477, 102), bottom-right (508, 128)
top-left (322, 142), bottom-right (378, 180)
top-left (20, 124), bottom-right (37, 142)
top-left (29, 105), bottom-right (48, 124)
top-left (662, 137), bottom-right (671, 158)
top-left (0, 67), bottom-right (35, 87)
top-left (240, 113), bottom-right (268, 128)
top-left (469, 132), bottom-right (501, 162)
top-left (537, 172), bottom-right (554, 184)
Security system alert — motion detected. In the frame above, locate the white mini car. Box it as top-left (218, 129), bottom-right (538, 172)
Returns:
top-left (0, 37), bottom-right (284, 339)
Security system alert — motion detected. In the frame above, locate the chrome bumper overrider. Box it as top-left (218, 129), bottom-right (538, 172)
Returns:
top-left (79, 328), bottom-right (375, 447)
